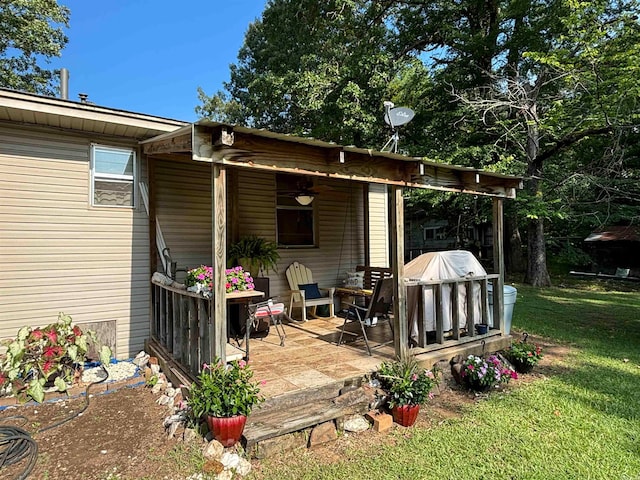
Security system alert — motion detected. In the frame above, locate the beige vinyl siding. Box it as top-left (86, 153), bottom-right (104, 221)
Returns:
top-left (368, 183), bottom-right (390, 268)
top-left (239, 173), bottom-right (366, 300)
top-left (152, 161), bottom-right (366, 302)
top-left (0, 125), bottom-right (150, 359)
top-left (153, 158), bottom-right (213, 278)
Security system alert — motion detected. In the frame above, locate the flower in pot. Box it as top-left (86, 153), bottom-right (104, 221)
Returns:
top-left (187, 359), bottom-right (264, 447)
top-left (460, 354), bottom-right (517, 392)
top-left (504, 333), bottom-right (543, 373)
top-left (185, 265), bottom-right (214, 297)
top-left (0, 313), bottom-right (111, 403)
top-left (376, 356), bottom-right (438, 427)
top-left (227, 235), bottom-right (280, 277)
top-left (225, 266), bottom-right (255, 293)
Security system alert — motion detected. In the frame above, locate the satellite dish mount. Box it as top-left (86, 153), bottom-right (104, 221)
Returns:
top-left (381, 101), bottom-right (415, 153)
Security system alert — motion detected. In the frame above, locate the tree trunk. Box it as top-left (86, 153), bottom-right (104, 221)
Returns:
top-left (525, 217), bottom-right (551, 286)
top-left (523, 103), bottom-right (552, 286)
top-left (504, 212), bottom-right (525, 275)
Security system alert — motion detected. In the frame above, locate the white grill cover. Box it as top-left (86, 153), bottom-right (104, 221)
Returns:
top-left (405, 251), bottom-right (488, 343)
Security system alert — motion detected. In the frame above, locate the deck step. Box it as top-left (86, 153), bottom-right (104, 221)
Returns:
top-left (243, 400), bottom-right (351, 448)
top-left (243, 374), bottom-right (372, 450)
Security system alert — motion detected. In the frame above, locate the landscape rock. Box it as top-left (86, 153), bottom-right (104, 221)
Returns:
top-left (220, 451), bottom-right (240, 470)
top-left (343, 415), bottom-right (370, 433)
top-left (203, 440), bottom-right (225, 460)
top-left (203, 459), bottom-right (224, 475)
top-left (308, 421), bottom-right (337, 447)
top-left (215, 470), bottom-right (233, 480)
top-left (235, 457), bottom-right (252, 476)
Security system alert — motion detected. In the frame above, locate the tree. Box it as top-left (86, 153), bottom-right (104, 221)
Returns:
top-left (200, 0), bottom-right (640, 285)
top-left (197, 0), bottom-right (398, 147)
top-left (0, 0), bottom-right (70, 95)
top-left (450, 0), bottom-right (640, 285)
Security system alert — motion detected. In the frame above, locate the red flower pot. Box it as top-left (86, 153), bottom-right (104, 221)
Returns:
top-left (391, 404), bottom-right (420, 427)
top-left (206, 414), bottom-right (247, 447)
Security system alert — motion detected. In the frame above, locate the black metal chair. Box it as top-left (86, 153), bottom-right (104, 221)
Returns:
top-left (337, 276), bottom-right (394, 355)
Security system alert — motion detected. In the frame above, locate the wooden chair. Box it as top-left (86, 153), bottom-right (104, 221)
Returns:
top-left (285, 262), bottom-right (335, 322)
top-left (337, 276), bottom-right (394, 355)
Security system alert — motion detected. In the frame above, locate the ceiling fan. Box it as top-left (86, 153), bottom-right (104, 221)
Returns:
top-left (278, 176), bottom-right (343, 205)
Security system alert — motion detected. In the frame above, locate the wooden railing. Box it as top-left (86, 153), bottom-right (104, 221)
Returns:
top-left (151, 279), bottom-right (214, 376)
top-left (406, 274), bottom-right (502, 352)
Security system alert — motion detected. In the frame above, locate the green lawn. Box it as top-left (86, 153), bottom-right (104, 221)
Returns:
top-left (250, 281), bottom-right (640, 480)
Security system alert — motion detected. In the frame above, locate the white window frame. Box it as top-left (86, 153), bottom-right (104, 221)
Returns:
top-left (90, 144), bottom-right (136, 208)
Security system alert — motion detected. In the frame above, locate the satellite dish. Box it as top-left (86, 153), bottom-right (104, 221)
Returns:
top-left (384, 106), bottom-right (415, 128)
top-left (381, 102), bottom-right (415, 153)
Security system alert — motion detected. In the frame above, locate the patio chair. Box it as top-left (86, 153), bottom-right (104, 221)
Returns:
top-left (247, 298), bottom-right (287, 347)
top-left (337, 276), bottom-right (394, 355)
top-left (286, 261), bottom-right (335, 322)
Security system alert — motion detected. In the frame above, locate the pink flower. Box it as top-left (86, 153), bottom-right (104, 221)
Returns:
top-left (238, 359), bottom-right (247, 368)
top-left (260, 380), bottom-right (267, 386)
top-left (411, 373), bottom-right (418, 381)
top-left (202, 363), bottom-right (210, 370)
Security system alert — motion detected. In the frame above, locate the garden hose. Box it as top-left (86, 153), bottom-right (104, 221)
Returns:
top-left (0, 364), bottom-right (109, 480)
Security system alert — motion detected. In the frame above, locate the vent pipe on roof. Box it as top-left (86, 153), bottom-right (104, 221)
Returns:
top-left (78, 93), bottom-right (88, 103)
top-left (60, 68), bottom-right (69, 99)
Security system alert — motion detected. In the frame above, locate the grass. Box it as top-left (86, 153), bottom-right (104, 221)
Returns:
top-left (249, 279), bottom-right (640, 480)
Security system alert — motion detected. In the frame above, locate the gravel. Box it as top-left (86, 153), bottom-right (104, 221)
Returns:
top-left (81, 361), bottom-right (139, 384)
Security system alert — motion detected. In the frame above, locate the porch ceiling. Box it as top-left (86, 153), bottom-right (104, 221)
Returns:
top-left (141, 120), bottom-right (522, 198)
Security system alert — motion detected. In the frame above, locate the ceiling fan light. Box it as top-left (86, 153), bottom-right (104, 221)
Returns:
top-left (295, 194), bottom-right (314, 206)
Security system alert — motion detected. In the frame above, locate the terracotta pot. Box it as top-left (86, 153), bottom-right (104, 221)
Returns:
top-left (391, 404), bottom-right (420, 427)
top-left (206, 414), bottom-right (247, 447)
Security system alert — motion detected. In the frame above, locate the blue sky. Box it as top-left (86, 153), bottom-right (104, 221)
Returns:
top-left (50, 1), bottom-right (268, 121)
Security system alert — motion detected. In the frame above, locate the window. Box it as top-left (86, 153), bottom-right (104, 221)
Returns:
top-left (276, 174), bottom-right (316, 247)
top-left (91, 145), bottom-right (136, 207)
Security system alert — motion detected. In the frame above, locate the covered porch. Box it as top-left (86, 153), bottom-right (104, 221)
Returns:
top-left (140, 120), bottom-right (522, 393)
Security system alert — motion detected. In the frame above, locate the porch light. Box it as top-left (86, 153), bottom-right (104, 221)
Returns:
top-left (295, 194), bottom-right (315, 206)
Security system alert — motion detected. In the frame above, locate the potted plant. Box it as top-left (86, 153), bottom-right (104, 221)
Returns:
top-left (185, 265), bottom-right (214, 297)
top-left (187, 359), bottom-right (264, 447)
top-left (224, 266), bottom-right (255, 293)
top-left (0, 313), bottom-right (111, 403)
top-left (227, 235), bottom-right (280, 277)
top-left (460, 354), bottom-right (517, 392)
top-left (504, 333), bottom-right (543, 373)
top-left (376, 356), bottom-right (438, 427)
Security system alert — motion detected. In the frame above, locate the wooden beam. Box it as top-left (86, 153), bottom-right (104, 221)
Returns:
top-left (211, 164), bottom-right (227, 364)
top-left (206, 132), bottom-right (518, 197)
top-left (363, 183), bottom-right (370, 267)
top-left (390, 186), bottom-right (408, 359)
top-left (142, 131), bottom-right (192, 155)
top-left (492, 198), bottom-right (505, 333)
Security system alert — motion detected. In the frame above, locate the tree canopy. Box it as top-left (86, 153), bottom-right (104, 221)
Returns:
top-left (0, 0), bottom-right (70, 95)
top-left (199, 0), bottom-right (640, 284)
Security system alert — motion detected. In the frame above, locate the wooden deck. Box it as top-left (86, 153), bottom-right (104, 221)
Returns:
top-left (243, 315), bottom-right (396, 399)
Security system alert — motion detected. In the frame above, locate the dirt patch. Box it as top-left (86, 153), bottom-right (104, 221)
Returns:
top-left (0, 334), bottom-right (570, 480)
top-left (0, 387), bottom-right (192, 480)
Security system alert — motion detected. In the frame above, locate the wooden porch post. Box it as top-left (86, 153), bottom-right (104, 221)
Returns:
top-left (492, 198), bottom-right (505, 334)
top-left (390, 186), bottom-right (408, 359)
top-left (211, 164), bottom-right (227, 364)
